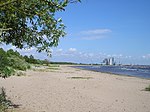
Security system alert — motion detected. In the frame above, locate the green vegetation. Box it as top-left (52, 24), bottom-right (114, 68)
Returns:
top-left (1, 48), bottom-right (77, 78)
top-left (0, 0), bottom-right (81, 77)
top-left (0, 48), bottom-right (31, 78)
top-left (24, 55), bottom-right (44, 65)
top-left (0, 47), bottom-right (65, 78)
top-left (0, 87), bottom-right (13, 111)
top-left (50, 62), bottom-right (79, 65)
top-left (145, 85), bottom-right (150, 91)
top-left (32, 68), bottom-right (50, 72)
top-left (0, 67), bottom-right (15, 78)
top-left (48, 64), bottom-right (60, 67)
top-left (33, 64), bottom-right (60, 72)
top-left (46, 67), bottom-right (60, 70)
top-left (0, 1), bottom-right (81, 111)
top-left (16, 71), bottom-right (26, 76)
top-left (0, 0), bottom-right (80, 54)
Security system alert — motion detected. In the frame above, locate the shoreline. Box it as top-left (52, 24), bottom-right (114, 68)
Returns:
top-left (0, 65), bottom-right (150, 112)
top-left (70, 65), bottom-right (150, 80)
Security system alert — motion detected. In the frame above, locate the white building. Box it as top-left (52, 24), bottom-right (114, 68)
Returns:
top-left (109, 57), bottom-right (115, 65)
top-left (102, 57), bottom-right (115, 65)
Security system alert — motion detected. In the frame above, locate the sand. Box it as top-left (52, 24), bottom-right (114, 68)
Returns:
top-left (0, 65), bottom-right (150, 112)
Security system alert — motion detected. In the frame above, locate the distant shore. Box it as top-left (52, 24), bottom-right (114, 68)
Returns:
top-left (0, 65), bottom-right (150, 112)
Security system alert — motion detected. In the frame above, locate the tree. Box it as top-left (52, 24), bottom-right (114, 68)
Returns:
top-left (24, 55), bottom-right (29, 62)
top-left (0, 0), bottom-right (80, 54)
top-left (0, 48), bottom-right (8, 69)
top-left (0, 48), bottom-right (30, 78)
top-left (7, 49), bottom-right (20, 57)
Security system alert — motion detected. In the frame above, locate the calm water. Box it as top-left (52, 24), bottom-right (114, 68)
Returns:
top-left (73, 65), bottom-right (150, 79)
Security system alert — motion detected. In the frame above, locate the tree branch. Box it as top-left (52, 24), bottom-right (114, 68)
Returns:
top-left (0, 28), bottom-right (12, 31)
top-left (0, 0), bottom-right (17, 7)
top-left (42, 0), bottom-right (65, 10)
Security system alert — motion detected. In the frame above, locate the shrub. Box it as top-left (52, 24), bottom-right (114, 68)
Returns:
top-left (0, 87), bottom-right (12, 111)
top-left (8, 56), bottom-right (30, 71)
top-left (27, 64), bottom-right (31, 69)
top-left (0, 67), bottom-right (15, 78)
top-left (145, 85), bottom-right (150, 91)
top-left (0, 48), bottom-right (32, 78)
top-left (16, 71), bottom-right (26, 76)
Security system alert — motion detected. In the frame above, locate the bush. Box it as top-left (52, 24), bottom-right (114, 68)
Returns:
top-left (145, 85), bottom-right (150, 91)
top-left (16, 71), bottom-right (26, 76)
top-left (0, 48), bottom-right (32, 78)
top-left (0, 87), bottom-right (12, 111)
top-left (0, 67), bottom-right (15, 78)
top-left (8, 56), bottom-right (30, 71)
top-left (27, 64), bottom-right (31, 69)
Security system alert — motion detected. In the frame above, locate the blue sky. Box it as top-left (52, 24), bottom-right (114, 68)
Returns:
top-left (2, 0), bottom-right (150, 64)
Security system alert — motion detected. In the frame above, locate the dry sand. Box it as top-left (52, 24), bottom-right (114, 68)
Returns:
top-left (0, 65), bottom-right (150, 112)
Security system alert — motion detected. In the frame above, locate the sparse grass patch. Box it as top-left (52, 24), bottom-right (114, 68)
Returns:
top-left (32, 64), bottom-right (60, 72)
top-left (46, 67), bottom-right (60, 70)
top-left (0, 88), bottom-right (20, 112)
top-left (0, 67), bottom-right (15, 78)
top-left (46, 64), bottom-right (60, 71)
top-left (145, 85), bottom-right (150, 91)
top-left (34, 64), bottom-right (41, 67)
top-left (0, 87), bottom-right (12, 111)
top-left (32, 68), bottom-right (49, 72)
top-left (63, 72), bottom-right (74, 73)
top-left (75, 69), bottom-right (81, 71)
top-left (48, 64), bottom-right (60, 67)
top-left (16, 71), bottom-right (26, 76)
top-left (68, 77), bottom-right (93, 80)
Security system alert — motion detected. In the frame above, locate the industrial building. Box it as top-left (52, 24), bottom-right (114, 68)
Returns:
top-left (102, 57), bottom-right (115, 65)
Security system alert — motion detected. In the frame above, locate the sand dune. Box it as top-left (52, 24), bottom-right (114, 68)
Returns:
top-left (0, 65), bottom-right (150, 112)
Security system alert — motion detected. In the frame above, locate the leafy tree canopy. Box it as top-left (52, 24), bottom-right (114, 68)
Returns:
top-left (0, 0), bottom-right (80, 54)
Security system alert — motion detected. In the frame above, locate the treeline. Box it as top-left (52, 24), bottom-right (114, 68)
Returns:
top-left (0, 48), bottom-right (31, 78)
top-left (0, 48), bottom-right (50, 78)
top-left (50, 62), bottom-right (78, 65)
top-left (0, 48), bottom-right (91, 78)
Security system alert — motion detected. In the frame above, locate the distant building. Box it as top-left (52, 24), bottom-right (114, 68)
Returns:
top-left (102, 58), bottom-right (108, 65)
top-left (109, 57), bottom-right (115, 65)
top-left (102, 57), bottom-right (115, 65)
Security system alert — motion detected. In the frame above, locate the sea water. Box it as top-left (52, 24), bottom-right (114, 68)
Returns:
top-left (73, 65), bottom-right (150, 79)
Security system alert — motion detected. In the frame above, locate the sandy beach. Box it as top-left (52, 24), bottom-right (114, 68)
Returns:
top-left (0, 65), bottom-right (150, 112)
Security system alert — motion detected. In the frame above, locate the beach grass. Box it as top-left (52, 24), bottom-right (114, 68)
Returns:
top-left (145, 85), bottom-right (150, 91)
top-left (46, 67), bottom-right (60, 70)
top-left (32, 65), bottom-right (60, 72)
top-left (32, 64), bottom-right (61, 72)
top-left (0, 87), bottom-right (12, 111)
top-left (48, 64), bottom-right (60, 67)
top-left (16, 71), bottom-right (26, 76)
top-left (68, 77), bottom-right (93, 80)
top-left (32, 68), bottom-right (50, 72)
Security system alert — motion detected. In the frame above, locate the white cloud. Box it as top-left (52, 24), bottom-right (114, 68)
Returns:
top-left (48, 48), bottom-right (146, 64)
top-left (142, 56), bottom-right (146, 58)
top-left (125, 56), bottom-right (132, 59)
top-left (80, 28), bottom-right (112, 40)
top-left (53, 49), bottom-right (63, 56)
top-left (142, 54), bottom-right (150, 59)
top-left (88, 53), bottom-right (94, 57)
top-left (107, 54), bottom-right (111, 57)
top-left (81, 35), bottom-right (106, 40)
top-left (68, 48), bottom-right (77, 52)
top-left (57, 49), bottom-right (63, 52)
top-left (10, 46), bottom-right (16, 50)
top-left (81, 29), bottom-right (112, 35)
top-left (52, 48), bottom-right (77, 57)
